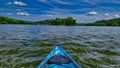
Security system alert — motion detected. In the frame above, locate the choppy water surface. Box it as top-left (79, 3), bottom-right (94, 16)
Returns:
top-left (0, 25), bottom-right (120, 68)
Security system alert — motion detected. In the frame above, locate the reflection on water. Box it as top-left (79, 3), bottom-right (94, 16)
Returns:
top-left (0, 25), bottom-right (120, 68)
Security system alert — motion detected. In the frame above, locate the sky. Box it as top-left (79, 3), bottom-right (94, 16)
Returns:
top-left (0, 0), bottom-right (120, 23)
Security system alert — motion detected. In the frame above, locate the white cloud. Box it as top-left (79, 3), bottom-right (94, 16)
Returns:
top-left (46, 14), bottom-right (53, 17)
top-left (87, 11), bottom-right (98, 15)
top-left (103, 13), bottom-right (113, 20)
top-left (104, 13), bottom-right (109, 16)
top-left (7, 2), bottom-right (12, 4)
top-left (13, 1), bottom-right (26, 6)
top-left (7, 1), bottom-right (26, 6)
top-left (41, 14), bottom-right (53, 17)
top-left (17, 12), bottom-right (29, 16)
top-left (115, 14), bottom-right (119, 18)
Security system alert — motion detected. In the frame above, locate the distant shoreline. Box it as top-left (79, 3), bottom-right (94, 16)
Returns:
top-left (0, 16), bottom-right (120, 26)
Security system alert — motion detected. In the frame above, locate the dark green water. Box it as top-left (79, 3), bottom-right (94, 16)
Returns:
top-left (0, 25), bottom-right (120, 68)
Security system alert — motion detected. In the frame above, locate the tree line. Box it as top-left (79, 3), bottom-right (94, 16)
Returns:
top-left (36, 17), bottom-right (77, 25)
top-left (0, 16), bottom-right (33, 24)
top-left (81, 18), bottom-right (120, 26)
top-left (1, 15), bottom-right (120, 26)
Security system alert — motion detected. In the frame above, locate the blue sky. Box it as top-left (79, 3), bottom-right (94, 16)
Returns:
top-left (0, 0), bottom-right (120, 23)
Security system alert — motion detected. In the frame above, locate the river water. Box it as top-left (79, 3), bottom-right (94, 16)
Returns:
top-left (0, 25), bottom-right (120, 68)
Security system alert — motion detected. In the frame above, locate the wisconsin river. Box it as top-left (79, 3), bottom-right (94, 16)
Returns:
top-left (0, 25), bottom-right (120, 68)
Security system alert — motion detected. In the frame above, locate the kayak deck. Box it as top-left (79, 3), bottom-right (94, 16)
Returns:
top-left (37, 46), bottom-right (82, 68)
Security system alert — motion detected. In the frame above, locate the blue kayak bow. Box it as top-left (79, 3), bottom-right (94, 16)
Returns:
top-left (37, 46), bottom-right (82, 68)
